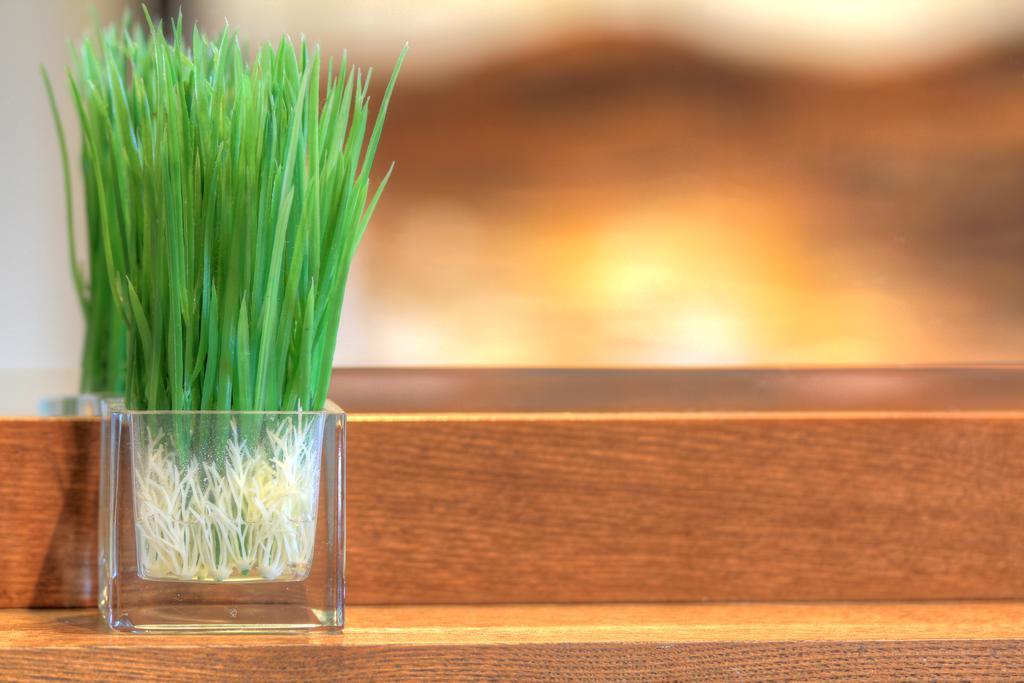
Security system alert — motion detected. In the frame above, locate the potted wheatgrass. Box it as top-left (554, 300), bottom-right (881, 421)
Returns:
top-left (40, 71), bottom-right (126, 415)
top-left (48, 14), bottom-right (403, 632)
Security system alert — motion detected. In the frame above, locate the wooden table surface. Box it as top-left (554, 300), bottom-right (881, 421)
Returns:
top-left (6, 369), bottom-right (1024, 678)
top-left (3, 602), bottom-right (1024, 680)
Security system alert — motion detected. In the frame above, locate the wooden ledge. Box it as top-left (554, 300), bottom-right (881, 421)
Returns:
top-left (4, 602), bottom-right (1024, 679)
top-left (7, 412), bottom-right (1024, 607)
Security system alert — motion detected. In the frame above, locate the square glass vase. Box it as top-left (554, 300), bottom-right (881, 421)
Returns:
top-left (39, 393), bottom-right (106, 417)
top-left (99, 400), bottom-right (345, 633)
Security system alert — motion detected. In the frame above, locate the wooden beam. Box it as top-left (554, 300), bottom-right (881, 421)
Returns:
top-left (3, 411), bottom-right (1024, 607)
top-left (327, 366), bottom-right (1024, 413)
top-left (3, 603), bottom-right (1024, 679)
top-left (345, 411), bottom-right (1024, 605)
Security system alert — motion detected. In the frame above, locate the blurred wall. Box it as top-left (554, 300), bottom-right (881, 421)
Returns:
top-left (4, 1), bottom-right (1024, 414)
top-left (184, 0), bottom-right (1024, 369)
top-left (188, 1), bottom-right (1024, 78)
top-left (0, 0), bottom-right (127, 412)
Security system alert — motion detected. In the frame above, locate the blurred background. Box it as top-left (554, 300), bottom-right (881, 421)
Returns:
top-left (3, 0), bottom-right (1024, 410)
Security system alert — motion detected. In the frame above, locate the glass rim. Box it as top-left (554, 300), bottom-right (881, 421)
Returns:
top-left (106, 398), bottom-right (344, 416)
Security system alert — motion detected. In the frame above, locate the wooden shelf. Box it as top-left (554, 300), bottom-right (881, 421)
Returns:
top-left (4, 602), bottom-right (1024, 679)
top-left (327, 366), bottom-right (1024, 413)
top-left (5, 371), bottom-right (1024, 676)
top-left (6, 409), bottom-right (1024, 608)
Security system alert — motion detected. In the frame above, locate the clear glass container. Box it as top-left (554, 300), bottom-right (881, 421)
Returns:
top-left (39, 393), bottom-right (105, 417)
top-left (100, 401), bottom-right (345, 633)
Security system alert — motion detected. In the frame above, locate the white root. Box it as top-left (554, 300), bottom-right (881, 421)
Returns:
top-left (133, 417), bottom-right (321, 582)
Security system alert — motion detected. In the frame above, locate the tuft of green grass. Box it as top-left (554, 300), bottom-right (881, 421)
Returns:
top-left (43, 66), bottom-right (126, 396)
top-left (48, 13), bottom-right (404, 412)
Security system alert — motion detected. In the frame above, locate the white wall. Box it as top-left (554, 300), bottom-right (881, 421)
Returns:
top-left (0, 0), bottom-right (127, 413)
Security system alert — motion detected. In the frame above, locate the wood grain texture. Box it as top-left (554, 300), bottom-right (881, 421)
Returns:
top-left (0, 418), bottom-right (99, 610)
top-left (4, 603), bottom-right (1024, 681)
top-left (5, 412), bottom-right (1024, 607)
top-left (346, 412), bottom-right (1024, 605)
